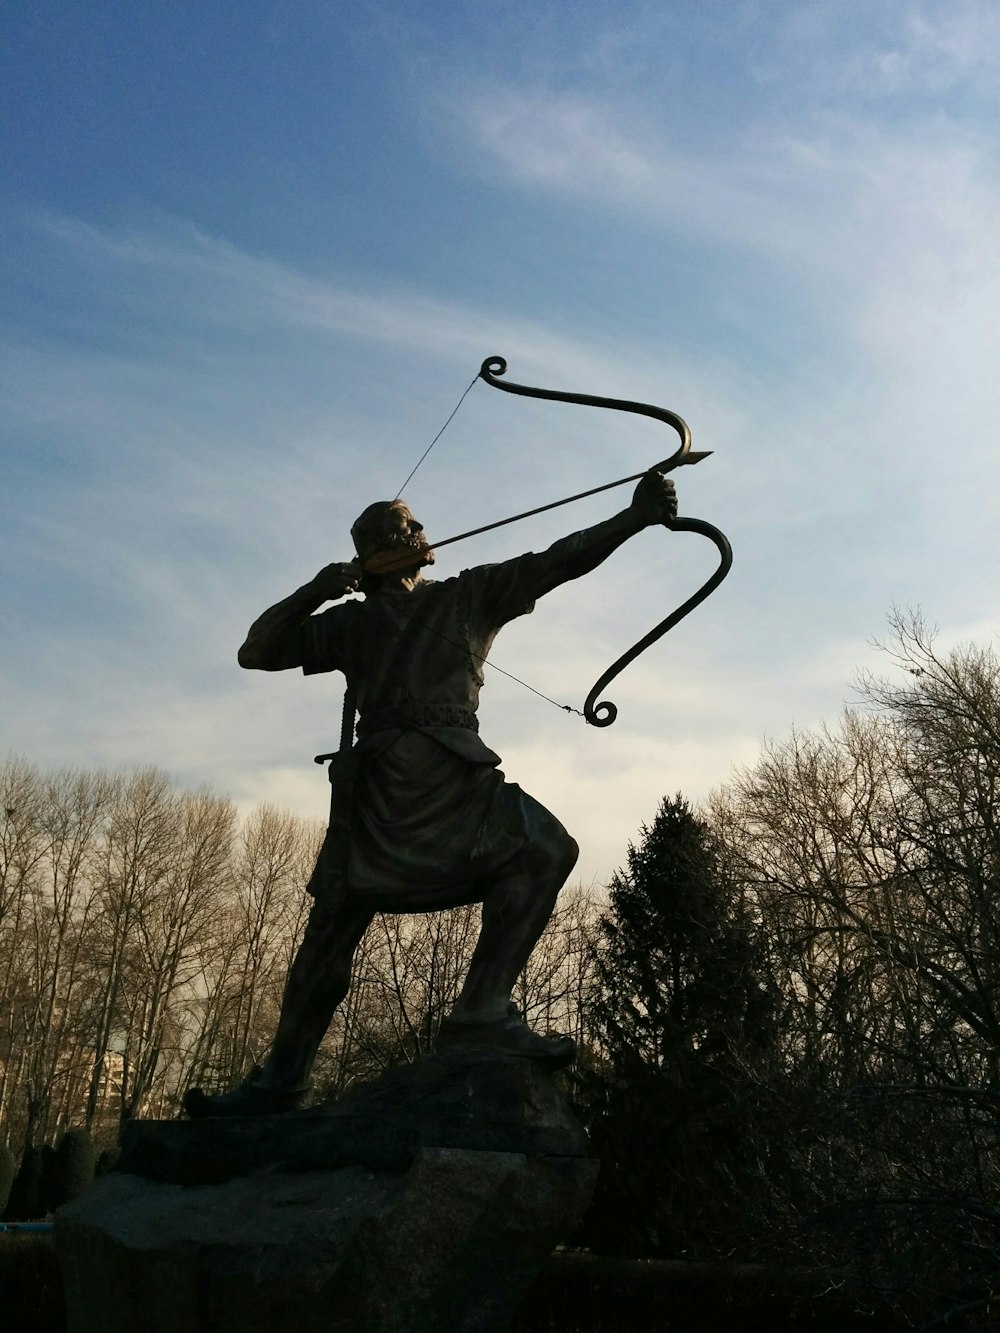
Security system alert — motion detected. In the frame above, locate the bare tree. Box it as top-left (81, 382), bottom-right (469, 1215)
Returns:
top-left (18, 768), bottom-right (115, 1144)
top-left (81, 769), bottom-right (179, 1131)
top-left (515, 885), bottom-right (599, 1050)
top-left (170, 807), bottom-right (319, 1109)
top-left (114, 786), bottom-right (237, 1127)
top-left (0, 755), bottom-right (599, 1147)
top-left (312, 889), bottom-right (602, 1099)
top-left (702, 612), bottom-right (1000, 1318)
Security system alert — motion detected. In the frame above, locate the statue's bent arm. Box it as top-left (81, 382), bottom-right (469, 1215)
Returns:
top-left (237, 584), bottom-right (327, 672)
top-left (238, 561), bottom-right (362, 671)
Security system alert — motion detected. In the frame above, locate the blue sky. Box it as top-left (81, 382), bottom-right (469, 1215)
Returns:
top-left (3, 1), bottom-right (998, 883)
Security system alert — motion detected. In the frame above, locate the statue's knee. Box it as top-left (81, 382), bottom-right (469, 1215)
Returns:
top-left (559, 831), bottom-right (580, 878)
top-left (536, 828), bottom-right (578, 889)
top-left (329, 957), bottom-right (355, 1000)
top-left (517, 800), bottom-right (580, 891)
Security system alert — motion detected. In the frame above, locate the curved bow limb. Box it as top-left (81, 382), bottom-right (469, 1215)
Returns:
top-left (479, 355), bottom-right (734, 728)
top-left (480, 356), bottom-right (695, 472)
top-left (366, 357), bottom-right (710, 575)
top-left (583, 517), bottom-right (733, 727)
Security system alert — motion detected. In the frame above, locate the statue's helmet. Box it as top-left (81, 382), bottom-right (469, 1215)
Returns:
top-left (351, 501), bottom-right (395, 562)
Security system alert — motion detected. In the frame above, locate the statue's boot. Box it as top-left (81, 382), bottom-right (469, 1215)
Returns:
top-left (437, 1009), bottom-right (576, 1070)
top-left (182, 1067), bottom-right (308, 1119)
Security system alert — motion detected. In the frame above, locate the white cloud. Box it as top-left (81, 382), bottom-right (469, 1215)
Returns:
top-left (842, 4), bottom-right (1000, 96)
top-left (461, 90), bottom-right (821, 264)
top-left (451, 73), bottom-right (1000, 552)
top-left (456, 81), bottom-right (1000, 312)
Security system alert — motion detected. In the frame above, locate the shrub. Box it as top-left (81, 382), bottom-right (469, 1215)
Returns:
top-left (0, 1235), bottom-right (65, 1332)
top-left (38, 1143), bottom-right (58, 1213)
top-left (96, 1146), bottom-right (120, 1177)
top-left (0, 1141), bottom-right (15, 1214)
top-left (3, 1145), bottom-right (45, 1221)
top-left (49, 1128), bottom-right (96, 1209)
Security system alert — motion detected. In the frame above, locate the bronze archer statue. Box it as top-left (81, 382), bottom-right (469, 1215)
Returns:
top-left (183, 472), bottom-right (678, 1117)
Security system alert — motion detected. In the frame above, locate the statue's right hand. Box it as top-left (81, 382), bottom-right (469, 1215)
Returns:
top-left (309, 560), bottom-right (362, 601)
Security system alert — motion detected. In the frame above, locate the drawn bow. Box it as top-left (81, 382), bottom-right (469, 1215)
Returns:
top-left (365, 355), bottom-right (733, 728)
top-left (477, 356), bottom-right (733, 728)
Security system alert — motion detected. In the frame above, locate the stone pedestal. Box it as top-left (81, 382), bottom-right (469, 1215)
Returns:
top-left (56, 1051), bottom-right (598, 1333)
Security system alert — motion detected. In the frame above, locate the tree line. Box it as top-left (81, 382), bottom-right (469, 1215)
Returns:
top-left (0, 758), bottom-right (594, 1150)
top-left (579, 611), bottom-right (1000, 1327)
top-left (2, 609), bottom-right (999, 1324)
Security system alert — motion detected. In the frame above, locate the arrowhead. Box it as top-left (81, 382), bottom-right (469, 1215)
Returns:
top-left (682, 450), bottom-right (713, 465)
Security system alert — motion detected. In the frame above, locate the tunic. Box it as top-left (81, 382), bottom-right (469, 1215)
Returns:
top-left (297, 554), bottom-right (550, 905)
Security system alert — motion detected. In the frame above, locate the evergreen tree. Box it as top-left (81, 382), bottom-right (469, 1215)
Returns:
top-left (49, 1128), bottom-right (96, 1208)
top-left (0, 1142), bottom-right (15, 1215)
top-left (579, 795), bottom-right (778, 1259)
top-left (3, 1145), bottom-right (45, 1221)
top-left (38, 1143), bottom-right (58, 1213)
top-left (96, 1147), bottom-right (120, 1178)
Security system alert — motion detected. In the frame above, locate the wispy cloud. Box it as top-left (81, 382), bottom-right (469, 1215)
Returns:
top-left (451, 70), bottom-right (1000, 526)
top-left (839, 4), bottom-right (1000, 97)
top-left (457, 81), bottom-right (1000, 300)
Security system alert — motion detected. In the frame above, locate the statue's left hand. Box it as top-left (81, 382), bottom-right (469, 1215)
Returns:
top-left (630, 472), bottom-right (678, 528)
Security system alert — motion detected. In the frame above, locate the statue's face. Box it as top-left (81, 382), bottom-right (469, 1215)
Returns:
top-left (378, 501), bottom-right (425, 553)
top-left (357, 500), bottom-right (435, 575)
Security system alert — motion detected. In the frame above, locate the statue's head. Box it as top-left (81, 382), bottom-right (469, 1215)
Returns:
top-left (351, 500), bottom-right (434, 580)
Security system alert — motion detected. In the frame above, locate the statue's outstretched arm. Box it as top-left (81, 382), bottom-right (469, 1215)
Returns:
top-left (523, 472), bottom-right (677, 600)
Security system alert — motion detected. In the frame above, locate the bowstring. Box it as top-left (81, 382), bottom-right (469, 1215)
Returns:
top-left (383, 365), bottom-right (585, 721)
top-left (387, 600), bottom-right (585, 719)
top-left (394, 373), bottom-right (479, 500)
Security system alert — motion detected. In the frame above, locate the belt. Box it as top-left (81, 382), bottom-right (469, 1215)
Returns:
top-left (356, 703), bottom-right (479, 736)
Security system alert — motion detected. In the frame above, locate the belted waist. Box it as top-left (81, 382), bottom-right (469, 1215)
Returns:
top-left (356, 703), bottom-right (480, 736)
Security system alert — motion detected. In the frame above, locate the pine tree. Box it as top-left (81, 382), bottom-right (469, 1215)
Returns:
top-left (96, 1147), bottom-right (120, 1177)
top-left (579, 795), bottom-right (778, 1258)
top-left (38, 1143), bottom-right (58, 1213)
top-left (49, 1128), bottom-right (96, 1208)
top-left (3, 1145), bottom-right (45, 1221)
top-left (0, 1142), bottom-right (15, 1215)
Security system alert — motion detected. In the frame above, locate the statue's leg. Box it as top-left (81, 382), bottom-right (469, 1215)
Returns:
top-left (257, 893), bottom-right (375, 1090)
top-left (183, 894), bottom-right (373, 1118)
top-left (446, 801), bottom-right (579, 1044)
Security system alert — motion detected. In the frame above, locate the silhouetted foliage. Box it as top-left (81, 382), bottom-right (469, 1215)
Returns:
top-left (37, 1142), bottom-right (58, 1213)
top-left (48, 1127), bottom-right (96, 1208)
top-left (707, 611), bottom-right (1000, 1326)
top-left (0, 1141), bottom-right (15, 1214)
top-left (3, 611), bottom-right (1000, 1327)
top-left (3, 1144), bottom-right (45, 1221)
top-left (0, 1235), bottom-right (66, 1332)
top-left (578, 795), bottom-right (779, 1259)
top-left (95, 1146), bottom-right (119, 1177)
